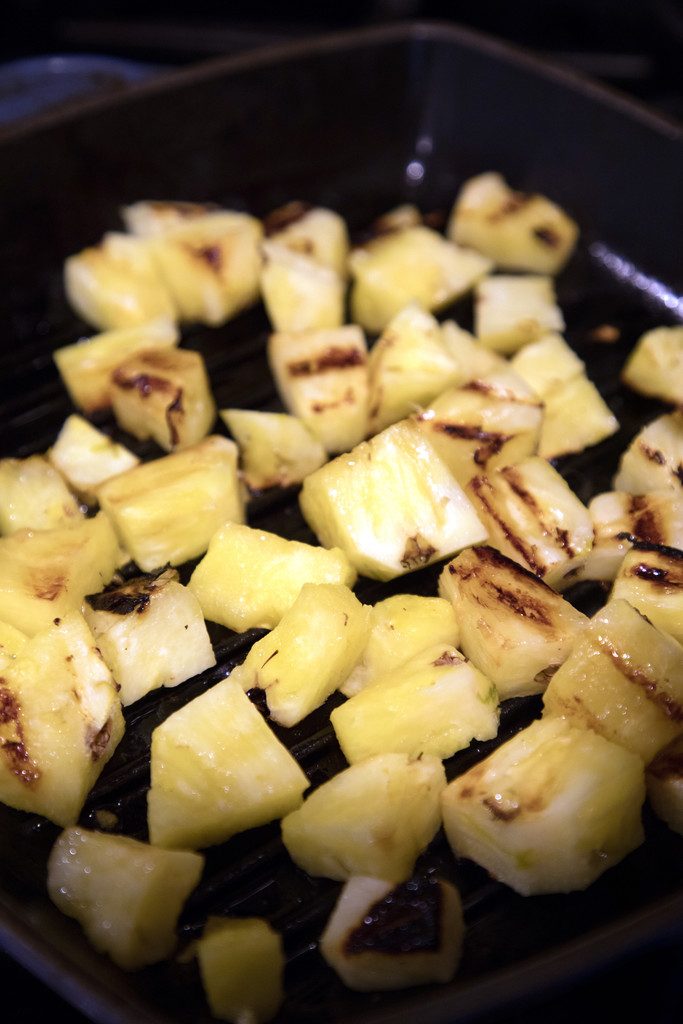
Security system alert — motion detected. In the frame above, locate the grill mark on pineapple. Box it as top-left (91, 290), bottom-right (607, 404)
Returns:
top-left (166, 391), bottom-right (184, 447)
top-left (532, 225), bottom-right (560, 248)
top-left (626, 496), bottom-right (665, 544)
top-left (288, 347), bottom-right (365, 377)
top-left (148, 200), bottom-right (216, 218)
top-left (32, 571), bottom-right (66, 602)
top-left (648, 744), bottom-right (683, 781)
top-left (0, 686), bottom-right (40, 787)
top-left (113, 370), bottom-right (174, 397)
top-left (485, 582), bottom-right (553, 626)
top-left (488, 193), bottom-right (530, 221)
top-left (593, 635), bottom-right (683, 722)
top-left (631, 562), bottom-right (678, 587)
top-left (401, 535), bottom-right (436, 569)
top-left (264, 200), bottom-right (312, 235)
top-left (87, 717), bottom-right (113, 761)
top-left (640, 443), bottom-right (666, 466)
top-left (192, 244), bottom-right (223, 272)
top-left (502, 467), bottom-right (575, 555)
top-left (431, 421), bottom-right (512, 464)
top-left (468, 477), bottom-right (544, 576)
top-left (311, 387), bottom-right (357, 414)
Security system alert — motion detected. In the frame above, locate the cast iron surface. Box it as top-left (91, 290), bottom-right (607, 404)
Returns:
top-left (0, 20), bottom-right (682, 1024)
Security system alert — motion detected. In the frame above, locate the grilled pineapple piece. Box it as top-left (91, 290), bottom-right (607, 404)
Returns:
top-left (0, 611), bottom-right (124, 826)
top-left (440, 319), bottom-right (509, 382)
top-left (467, 457), bottom-right (593, 589)
top-left (97, 436), bottom-right (244, 572)
top-left (300, 418), bottom-right (487, 582)
top-left (611, 544), bottom-right (683, 645)
top-left (264, 200), bottom-right (349, 276)
top-left (121, 199), bottom-right (219, 237)
top-left (83, 568), bottom-right (216, 706)
top-left (49, 415), bottom-right (139, 504)
top-left (509, 331), bottom-right (584, 394)
top-left (447, 172), bottom-right (579, 274)
top-left (613, 412), bottom-right (683, 494)
top-left (366, 304), bottom-right (461, 435)
top-left (48, 827), bottom-right (203, 970)
top-left (147, 677), bottom-right (308, 849)
top-left (543, 598), bottom-right (683, 763)
top-left (53, 317), bottom-right (179, 415)
top-left (349, 225), bottom-right (492, 334)
top-left (220, 408), bottom-right (326, 491)
top-left (474, 275), bottom-right (564, 354)
top-left (646, 736), bottom-right (683, 835)
top-left (439, 546), bottom-right (587, 700)
top-left (189, 521), bottom-right (356, 632)
top-left (0, 620), bottom-right (27, 670)
top-left (0, 455), bottom-right (83, 534)
top-left (229, 583), bottom-right (369, 726)
top-left (368, 203), bottom-right (424, 234)
top-left (320, 875), bottom-right (464, 992)
top-left (260, 239), bottom-right (345, 332)
top-left (341, 594), bottom-right (459, 698)
top-left (416, 370), bottom-right (543, 487)
top-left (268, 325), bottom-right (369, 453)
top-left (281, 752), bottom-right (445, 882)
top-left (581, 490), bottom-right (683, 582)
top-left (0, 512), bottom-right (119, 635)
top-left (195, 917), bottom-right (284, 1024)
top-left (540, 375), bottom-right (619, 460)
top-left (110, 347), bottom-right (216, 452)
top-left (441, 716), bottom-right (644, 895)
top-left (331, 644), bottom-right (498, 764)
top-left (621, 326), bottom-right (683, 406)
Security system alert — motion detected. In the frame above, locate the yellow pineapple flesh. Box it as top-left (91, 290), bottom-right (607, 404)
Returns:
top-left (195, 916), bottom-right (284, 1024)
top-left (581, 490), bottom-right (683, 582)
top-left (611, 544), bottom-right (683, 645)
top-left (49, 415), bottom-right (140, 504)
top-left (474, 274), bottom-right (564, 354)
top-left (621, 326), bottom-right (683, 406)
top-left (220, 408), bottom-right (326, 491)
top-left (121, 199), bottom-right (219, 237)
top-left (0, 455), bottom-right (83, 534)
top-left (260, 239), bottom-right (345, 332)
top-left (264, 200), bottom-right (349, 275)
top-left (537, 375), bottom-right (619, 459)
top-left (613, 412), bottom-right (683, 494)
top-left (0, 620), bottom-right (27, 670)
top-left (440, 319), bottom-right (508, 381)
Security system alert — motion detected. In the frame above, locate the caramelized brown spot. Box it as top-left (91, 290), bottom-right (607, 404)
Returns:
top-left (640, 443), bottom-right (666, 466)
top-left (469, 477), bottom-right (544, 576)
top-left (532, 225), bottom-right (560, 247)
top-left (488, 193), bottom-right (530, 221)
top-left (0, 686), bottom-right (40, 786)
top-left (113, 370), bottom-right (174, 397)
top-left (311, 387), bottom-right (356, 413)
top-left (401, 535), bottom-right (437, 569)
top-left (433, 650), bottom-right (464, 667)
top-left (344, 877), bottom-right (442, 956)
top-left (432, 420), bottom-right (512, 463)
top-left (593, 635), bottom-right (683, 722)
top-left (648, 746), bottom-right (683, 781)
top-left (503, 467), bottom-right (575, 555)
top-left (86, 569), bottom-right (170, 615)
top-left (149, 200), bottom-right (215, 218)
top-left (88, 718), bottom-right (113, 762)
top-left (483, 796), bottom-right (521, 821)
top-left (627, 495), bottom-right (664, 544)
top-left (264, 200), bottom-right (312, 235)
top-left (166, 390), bottom-right (184, 447)
top-left (288, 346), bottom-right (365, 377)
top-left (486, 583), bottom-right (552, 625)
top-left (632, 563), bottom-right (671, 584)
top-left (32, 572), bottom-right (67, 602)
top-left (194, 244), bottom-right (223, 271)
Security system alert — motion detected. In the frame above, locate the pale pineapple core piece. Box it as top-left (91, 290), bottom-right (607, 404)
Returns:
top-left (621, 326), bottom-right (683, 406)
top-left (48, 827), bottom-right (203, 970)
top-left (581, 490), bottom-right (683, 582)
top-left (264, 200), bottom-right (349, 275)
top-left (49, 415), bottom-right (140, 504)
top-left (299, 418), bottom-right (487, 582)
top-left (220, 408), bottom-right (326, 491)
top-left (611, 545), bottom-right (683, 646)
top-left (195, 917), bottom-right (284, 1024)
top-left (281, 752), bottom-right (445, 882)
top-left (475, 275), bottom-right (564, 354)
top-left (148, 677), bottom-right (309, 849)
top-left (260, 239), bottom-right (345, 332)
top-left (441, 716), bottom-right (645, 895)
top-left (0, 455), bottom-right (83, 534)
top-left (613, 413), bottom-right (683, 494)
top-left (647, 736), bottom-right (683, 836)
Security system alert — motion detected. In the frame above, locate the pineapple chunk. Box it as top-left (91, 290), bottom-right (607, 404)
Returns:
top-left (349, 225), bottom-right (492, 334)
top-left (543, 599), bottom-right (683, 763)
top-left (0, 611), bottom-right (124, 826)
top-left (188, 522), bottom-right (356, 632)
top-left (281, 752), bottom-right (445, 882)
top-left (229, 583), bottom-right (369, 726)
top-left (260, 239), bottom-right (345, 332)
top-left (441, 716), bottom-right (644, 895)
top-left (0, 620), bottom-right (27, 670)
top-left (331, 644), bottom-right (499, 764)
top-left (440, 319), bottom-right (508, 381)
top-left (83, 568), bottom-right (216, 706)
top-left (582, 490), bottom-right (683, 582)
top-left (509, 331), bottom-right (584, 395)
top-left (268, 325), bottom-right (369, 453)
top-left (474, 275), bottom-right (564, 354)
top-left (369, 204), bottom-right (424, 234)
top-left (97, 436), bottom-right (244, 572)
top-left (439, 546), bottom-right (587, 700)
top-left (299, 418), bottom-right (487, 582)
top-left (539, 375), bottom-right (619, 460)
top-left (416, 370), bottom-right (543, 487)
top-left (611, 544), bottom-right (683, 645)
top-left (0, 513), bottom-right (119, 635)
top-left (53, 317), bottom-right (179, 415)
top-left (342, 593), bottom-right (459, 698)
top-left (467, 457), bottom-right (593, 589)
top-left (366, 304), bottom-right (461, 435)
top-left (147, 677), bottom-right (308, 849)
top-left (48, 827), bottom-right (203, 970)
top-left (0, 455), bottom-right (83, 534)
top-left (264, 200), bottom-right (349, 276)
top-left (49, 415), bottom-right (140, 505)
top-left (195, 917), bottom-right (284, 1024)
top-left (121, 199), bottom-right (219, 237)
top-left (621, 326), bottom-right (683, 406)
top-left (110, 347), bottom-right (216, 452)
top-left (613, 412), bottom-right (683, 494)
top-left (646, 735), bottom-right (683, 835)
top-left (64, 232), bottom-right (176, 331)
top-left (320, 875), bottom-right (464, 992)
top-left (220, 408), bottom-right (326, 491)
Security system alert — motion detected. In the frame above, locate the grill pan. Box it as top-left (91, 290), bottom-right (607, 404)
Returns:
top-left (0, 21), bottom-right (682, 1024)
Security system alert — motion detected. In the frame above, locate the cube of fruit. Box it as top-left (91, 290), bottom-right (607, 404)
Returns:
top-left (543, 599), bottom-right (683, 763)
top-left (509, 331), bottom-right (584, 395)
top-left (49, 415), bottom-right (140, 504)
top-left (349, 225), bottom-right (492, 334)
top-left (147, 677), bottom-right (309, 849)
top-left (48, 827), bottom-right (203, 970)
top-left (97, 436), bottom-right (244, 572)
top-left (195, 917), bottom-right (284, 1024)
top-left (331, 644), bottom-right (498, 764)
top-left (0, 620), bottom-right (27, 670)
top-left (581, 490), bottom-right (683, 582)
top-left (0, 455), bottom-right (83, 534)
top-left (447, 172), bottom-right (579, 274)
top-left (300, 419), bottom-right (487, 582)
top-left (0, 512), bottom-right (119, 635)
top-left (621, 326), bottom-right (683, 406)
top-left (220, 408), bottom-right (326, 491)
top-left (264, 200), bottom-right (349, 276)
top-left (440, 319), bottom-right (508, 381)
top-left (121, 199), bottom-right (220, 237)
top-left (229, 584), bottom-right (369, 726)
top-left (441, 716), bottom-right (645, 895)
top-left (646, 735), bottom-right (683, 836)
top-left (467, 457), bottom-right (593, 590)
top-left (611, 544), bottom-right (683, 645)
top-left (537, 374), bottom-right (619, 459)
top-left (268, 325), bottom-right (369, 453)
top-left (110, 347), bottom-right (216, 452)
top-left (439, 546), bottom-right (587, 699)
top-left (342, 593), bottom-right (459, 698)
top-left (320, 875), bottom-right (464, 992)
top-left (83, 568), bottom-right (216, 706)
top-left (64, 232), bottom-right (176, 330)
top-left (613, 413), bottom-right (683, 494)
top-left (188, 522), bottom-right (356, 632)
top-left (260, 239), bottom-right (345, 332)
top-left (368, 203), bottom-right (424, 235)
top-left (53, 317), bottom-right (179, 415)
top-left (281, 752), bottom-right (445, 882)
top-left (0, 611), bottom-right (124, 825)
top-left (474, 275), bottom-right (564, 354)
